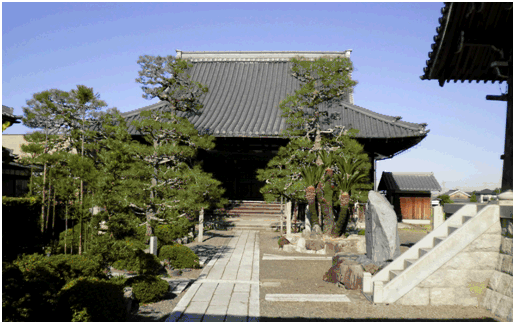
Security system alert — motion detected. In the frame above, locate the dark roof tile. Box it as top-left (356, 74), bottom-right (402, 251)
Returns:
top-left (378, 172), bottom-right (442, 191)
top-left (123, 59), bottom-right (429, 138)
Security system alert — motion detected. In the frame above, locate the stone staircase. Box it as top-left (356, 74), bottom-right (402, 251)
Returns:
top-left (363, 203), bottom-right (503, 306)
top-left (225, 200), bottom-right (284, 231)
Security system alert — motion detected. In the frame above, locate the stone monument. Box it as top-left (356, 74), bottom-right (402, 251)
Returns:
top-left (365, 191), bottom-right (401, 263)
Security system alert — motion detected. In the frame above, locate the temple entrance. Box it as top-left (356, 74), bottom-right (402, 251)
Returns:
top-left (198, 137), bottom-right (288, 201)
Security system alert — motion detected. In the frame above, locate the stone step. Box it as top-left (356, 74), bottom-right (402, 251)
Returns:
top-left (404, 258), bottom-right (418, 269)
top-left (462, 215), bottom-right (473, 224)
top-left (419, 247), bottom-right (432, 258)
top-left (433, 236), bottom-right (447, 246)
top-left (389, 270), bottom-right (403, 281)
top-left (448, 225), bottom-right (460, 235)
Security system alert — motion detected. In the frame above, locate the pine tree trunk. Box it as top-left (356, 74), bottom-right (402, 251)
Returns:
top-left (46, 183), bottom-right (51, 230)
top-left (79, 182), bottom-right (83, 255)
top-left (52, 189), bottom-right (56, 237)
top-left (65, 204), bottom-right (68, 255)
top-left (29, 166), bottom-right (33, 196)
top-left (41, 163), bottom-right (47, 233)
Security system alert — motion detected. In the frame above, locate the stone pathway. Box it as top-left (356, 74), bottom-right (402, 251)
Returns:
top-left (166, 230), bottom-right (260, 322)
top-left (262, 253), bottom-right (332, 261)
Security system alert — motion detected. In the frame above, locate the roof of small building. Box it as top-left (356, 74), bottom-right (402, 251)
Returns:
top-left (475, 189), bottom-right (496, 195)
top-left (378, 172), bottom-right (442, 192)
top-left (123, 51), bottom-right (429, 139)
top-left (441, 189), bottom-right (471, 197)
top-left (420, 3), bottom-right (512, 86)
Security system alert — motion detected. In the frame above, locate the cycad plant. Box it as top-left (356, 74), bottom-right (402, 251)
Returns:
top-left (335, 157), bottom-right (369, 236)
top-left (300, 164), bottom-right (324, 227)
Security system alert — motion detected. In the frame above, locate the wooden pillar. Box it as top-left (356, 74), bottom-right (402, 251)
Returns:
top-left (501, 73), bottom-right (513, 192)
top-left (198, 207), bottom-right (204, 243)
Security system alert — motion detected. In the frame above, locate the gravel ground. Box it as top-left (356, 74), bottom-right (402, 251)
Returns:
top-left (127, 230), bottom-right (235, 322)
top-left (259, 227), bottom-right (504, 322)
top-left (127, 226), bottom-right (504, 322)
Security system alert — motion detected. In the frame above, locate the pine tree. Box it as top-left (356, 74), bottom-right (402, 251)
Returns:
top-left (133, 55), bottom-right (226, 242)
top-left (258, 55), bottom-right (370, 236)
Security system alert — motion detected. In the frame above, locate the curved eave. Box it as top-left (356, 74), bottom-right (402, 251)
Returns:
top-left (421, 2), bottom-right (512, 86)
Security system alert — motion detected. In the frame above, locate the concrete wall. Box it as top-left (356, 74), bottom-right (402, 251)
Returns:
top-left (396, 220), bottom-right (502, 306)
top-left (480, 218), bottom-right (513, 321)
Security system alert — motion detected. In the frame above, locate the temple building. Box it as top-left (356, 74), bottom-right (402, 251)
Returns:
top-left (122, 51), bottom-right (429, 201)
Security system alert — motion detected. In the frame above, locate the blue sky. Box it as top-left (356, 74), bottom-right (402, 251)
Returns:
top-left (2, 2), bottom-right (508, 192)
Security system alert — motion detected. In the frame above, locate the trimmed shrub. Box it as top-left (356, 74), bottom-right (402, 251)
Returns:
top-left (57, 276), bottom-right (127, 321)
top-left (155, 218), bottom-right (193, 246)
top-left (112, 241), bottom-right (162, 275)
top-left (8, 253), bottom-right (107, 321)
top-left (125, 275), bottom-right (169, 304)
top-left (14, 253), bottom-right (106, 284)
top-left (2, 262), bottom-right (30, 321)
top-left (158, 244), bottom-right (200, 269)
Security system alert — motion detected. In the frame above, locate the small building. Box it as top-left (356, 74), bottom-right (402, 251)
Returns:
top-left (442, 189), bottom-right (471, 201)
top-left (475, 189), bottom-right (497, 202)
top-left (2, 105), bottom-right (33, 197)
top-left (378, 172), bottom-right (442, 223)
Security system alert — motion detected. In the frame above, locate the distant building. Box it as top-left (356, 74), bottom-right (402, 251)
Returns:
top-left (442, 189), bottom-right (471, 201)
top-left (2, 106), bottom-right (32, 197)
top-left (378, 172), bottom-right (442, 223)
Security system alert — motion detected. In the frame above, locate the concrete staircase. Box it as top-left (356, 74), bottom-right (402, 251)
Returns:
top-left (364, 204), bottom-right (502, 306)
top-left (225, 201), bottom-right (283, 231)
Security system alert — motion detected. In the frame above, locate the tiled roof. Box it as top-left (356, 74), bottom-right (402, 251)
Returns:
top-left (2, 105), bottom-right (22, 124)
top-left (441, 189), bottom-right (471, 197)
top-left (123, 53), bottom-right (429, 139)
top-left (378, 172), bottom-right (442, 191)
top-left (420, 3), bottom-right (512, 86)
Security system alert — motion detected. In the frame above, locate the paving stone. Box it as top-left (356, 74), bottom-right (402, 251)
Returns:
top-left (210, 293), bottom-right (232, 306)
top-left (191, 282), bottom-right (218, 302)
top-left (234, 283), bottom-right (251, 292)
top-left (179, 301), bottom-right (209, 322)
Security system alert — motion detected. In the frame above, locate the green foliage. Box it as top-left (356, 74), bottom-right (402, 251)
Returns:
top-left (155, 219), bottom-right (193, 246)
top-left (2, 262), bottom-right (30, 321)
top-left (279, 55), bottom-right (357, 137)
top-left (125, 275), bottom-right (169, 304)
top-left (110, 239), bottom-right (162, 275)
top-left (57, 276), bottom-right (127, 322)
top-left (437, 194), bottom-right (454, 205)
top-left (470, 193), bottom-right (478, 202)
top-left (2, 197), bottom-right (43, 262)
top-left (358, 229), bottom-right (365, 235)
top-left (14, 253), bottom-right (106, 285)
top-left (158, 244), bottom-right (200, 269)
top-left (5, 253), bottom-right (106, 321)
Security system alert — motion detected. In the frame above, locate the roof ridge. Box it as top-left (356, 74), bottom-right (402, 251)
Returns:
top-left (177, 50), bottom-right (352, 61)
top-left (341, 102), bottom-right (428, 133)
